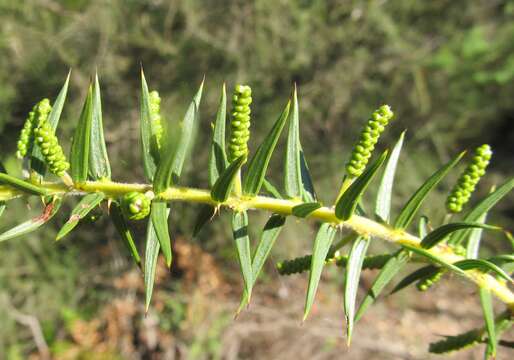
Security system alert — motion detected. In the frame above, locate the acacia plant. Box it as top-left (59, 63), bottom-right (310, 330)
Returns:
top-left (0, 71), bottom-right (513, 358)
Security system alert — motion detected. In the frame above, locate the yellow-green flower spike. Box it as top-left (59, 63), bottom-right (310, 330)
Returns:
top-left (16, 100), bottom-right (50, 159)
top-left (121, 192), bottom-right (150, 220)
top-left (228, 84), bottom-right (252, 162)
top-left (345, 105), bottom-right (394, 178)
top-left (149, 90), bottom-right (164, 151)
top-left (33, 99), bottom-right (70, 177)
top-left (446, 144), bottom-right (492, 213)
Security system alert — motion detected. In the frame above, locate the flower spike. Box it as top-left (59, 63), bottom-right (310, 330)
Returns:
top-left (228, 84), bottom-right (252, 162)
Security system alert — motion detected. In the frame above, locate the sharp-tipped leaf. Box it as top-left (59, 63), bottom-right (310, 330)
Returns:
top-left (304, 223), bottom-right (337, 320)
top-left (421, 222), bottom-right (499, 249)
top-left (401, 244), bottom-right (466, 276)
top-left (479, 289), bottom-right (496, 358)
top-left (292, 202), bottom-right (321, 218)
top-left (454, 259), bottom-right (513, 283)
top-left (0, 173), bottom-right (48, 196)
top-left (151, 201), bottom-right (172, 267)
top-left (335, 151), bottom-right (388, 220)
top-left (449, 178), bottom-right (514, 246)
top-left (375, 132), bottom-right (404, 222)
top-left (487, 254), bottom-right (514, 265)
top-left (208, 84), bottom-right (228, 187)
top-left (211, 155), bottom-right (245, 202)
top-left (170, 80), bottom-right (204, 184)
top-left (145, 217), bottom-right (160, 311)
top-left (355, 250), bottom-right (410, 321)
top-left (284, 85), bottom-right (302, 199)
top-left (238, 214), bottom-right (286, 312)
top-left (110, 202), bottom-right (141, 266)
top-left (466, 213), bottom-right (487, 259)
top-left (31, 71), bottom-right (70, 176)
top-left (140, 71), bottom-right (158, 181)
top-left (192, 205), bottom-right (216, 237)
top-left (56, 192), bottom-right (105, 240)
top-left (300, 150), bottom-right (316, 202)
top-left (70, 85), bottom-right (94, 182)
top-left (88, 73), bottom-right (111, 180)
top-left (344, 236), bottom-right (370, 344)
top-left (394, 152), bottom-right (464, 229)
top-left (243, 101), bottom-right (290, 196)
top-left (391, 265), bottom-right (439, 294)
top-left (0, 197), bottom-right (62, 242)
top-left (232, 211), bottom-right (253, 299)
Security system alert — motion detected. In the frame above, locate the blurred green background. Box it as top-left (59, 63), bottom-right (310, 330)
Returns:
top-left (0, 1), bottom-right (513, 359)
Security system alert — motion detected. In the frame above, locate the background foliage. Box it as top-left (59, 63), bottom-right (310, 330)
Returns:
top-left (0, 0), bottom-right (513, 358)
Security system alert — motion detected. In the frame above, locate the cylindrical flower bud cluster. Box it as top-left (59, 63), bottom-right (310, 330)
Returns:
top-left (336, 253), bottom-right (391, 270)
top-left (276, 255), bottom-right (311, 275)
top-left (149, 90), bottom-right (164, 150)
top-left (416, 268), bottom-right (445, 291)
top-left (345, 105), bottom-right (393, 178)
top-left (33, 100), bottom-right (69, 177)
top-left (228, 85), bottom-right (252, 162)
top-left (121, 192), bottom-right (151, 221)
top-left (446, 144), bottom-right (492, 213)
top-left (16, 100), bottom-right (50, 159)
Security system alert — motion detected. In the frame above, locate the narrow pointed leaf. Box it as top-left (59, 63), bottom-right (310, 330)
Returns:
top-left (243, 101), bottom-right (291, 196)
top-left (487, 254), bottom-right (514, 265)
top-left (375, 132), bottom-right (404, 222)
top-left (238, 214), bottom-right (286, 312)
top-left (0, 198), bottom-right (62, 242)
top-left (56, 192), bottom-right (105, 241)
top-left (355, 250), bottom-right (410, 322)
top-left (31, 71), bottom-right (70, 176)
top-left (192, 205), bottom-right (216, 237)
top-left (421, 222), bottom-right (499, 249)
top-left (394, 152), bottom-right (464, 229)
top-left (151, 201), bottom-right (172, 267)
top-left (144, 208), bottom-right (170, 311)
top-left (449, 178), bottom-right (514, 246)
top-left (479, 289), bottom-right (496, 358)
top-left (140, 70), bottom-right (158, 181)
top-left (208, 84), bottom-right (228, 187)
top-left (453, 259), bottom-right (513, 283)
top-left (211, 155), bottom-right (245, 202)
top-left (401, 244), bottom-right (466, 276)
top-left (110, 202), bottom-right (141, 266)
top-left (262, 179), bottom-right (283, 199)
top-left (335, 151), bottom-right (388, 220)
top-left (284, 85), bottom-right (302, 199)
top-left (0, 164), bottom-right (5, 217)
top-left (70, 85), bottom-right (94, 182)
top-left (292, 202), bottom-right (322, 218)
top-left (170, 80), bottom-right (204, 184)
top-left (0, 173), bottom-right (48, 196)
top-left (145, 217), bottom-right (160, 311)
top-left (232, 211), bottom-right (253, 299)
top-left (345, 236), bottom-right (370, 344)
top-left (390, 265), bottom-right (439, 294)
top-left (466, 213), bottom-right (487, 259)
top-left (304, 223), bottom-right (337, 320)
top-left (300, 149), bottom-right (316, 202)
top-left (88, 73), bottom-right (111, 180)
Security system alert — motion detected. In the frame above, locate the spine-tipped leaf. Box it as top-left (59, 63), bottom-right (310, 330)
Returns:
top-left (232, 211), bottom-right (254, 300)
top-left (304, 223), bottom-right (337, 320)
top-left (284, 85), bottom-right (302, 199)
top-left (88, 73), bottom-right (111, 180)
top-left (211, 155), bottom-right (246, 202)
top-left (70, 85), bottom-right (93, 183)
top-left (140, 71), bottom-right (158, 181)
top-left (56, 192), bottom-right (105, 241)
top-left (292, 202), bottom-right (321, 218)
top-left (344, 236), bottom-right (370, 344)
top-left (335, 151), bottom-right (388, 220)
top-left (151, 201), bottom-right (172, 267)
top-left (243, 101), bottom-right (290, 196)
top-left (394, 152), bottom-right (464, 229)
top-left (420, 222), bottom-right (499, 249)
top-left (208, 84), bottom-right (228, 187)
top-left (110, 202), bottom-right (141, 267)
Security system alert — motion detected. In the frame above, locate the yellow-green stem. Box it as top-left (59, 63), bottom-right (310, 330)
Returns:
top-left (0, 179), bottom-right (513, 311)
